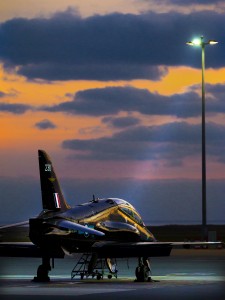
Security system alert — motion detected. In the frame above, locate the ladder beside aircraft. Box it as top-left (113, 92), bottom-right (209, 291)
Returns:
top-left (71, 253), bottom-right (118, 280)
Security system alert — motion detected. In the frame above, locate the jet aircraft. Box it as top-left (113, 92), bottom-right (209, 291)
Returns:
top-left (0, 150), bottom-right (221, 282)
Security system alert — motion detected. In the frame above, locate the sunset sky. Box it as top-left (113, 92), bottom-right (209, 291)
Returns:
top-left (1, 0), bottom-right (225, 225)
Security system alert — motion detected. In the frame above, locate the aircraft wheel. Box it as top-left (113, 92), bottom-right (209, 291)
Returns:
top-left (135, 265), bottom-right (149, 282)
top-left (33, 264), bottom-right (50, 282)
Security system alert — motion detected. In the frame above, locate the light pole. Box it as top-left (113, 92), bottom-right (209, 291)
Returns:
top-left (186, 36), bottom-right (218, 240)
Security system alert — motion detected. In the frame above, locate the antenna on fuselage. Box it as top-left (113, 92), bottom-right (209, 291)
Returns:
top-left (92, 194), bottom-right (99, 203)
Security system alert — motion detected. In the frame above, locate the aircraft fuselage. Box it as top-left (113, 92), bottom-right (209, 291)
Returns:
top-left (29, 198), bottom-right (156, 257)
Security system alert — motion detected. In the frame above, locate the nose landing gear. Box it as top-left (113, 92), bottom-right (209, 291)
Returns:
top-left (32, 257), bottom-right (51, 282)
top-left (135, 257), bottom-right (152, 282)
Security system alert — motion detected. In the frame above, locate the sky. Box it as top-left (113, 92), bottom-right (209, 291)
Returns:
top-left (0, 0), bottom-right (225, 225)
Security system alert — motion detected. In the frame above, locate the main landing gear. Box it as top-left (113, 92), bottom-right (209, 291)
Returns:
top-left (32, 255), bottom-right (153, 283)
top-left (32, 257), bottom-right (51, 282)
top-left (135, 257), bottom-right (152, 282)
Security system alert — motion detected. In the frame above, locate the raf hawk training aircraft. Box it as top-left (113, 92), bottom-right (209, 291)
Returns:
top-left (0, 150), bottom-right (221, 282)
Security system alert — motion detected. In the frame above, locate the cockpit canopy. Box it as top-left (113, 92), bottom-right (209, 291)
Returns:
top-left (110, 198), bottom-right (145, 226)
top-left (68, 197), bottom-right (145, 226)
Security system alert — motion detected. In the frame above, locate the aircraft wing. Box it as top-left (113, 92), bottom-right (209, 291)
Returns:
top-left (167, 241), bottom-right (222, 247)
top-left (0, 221), bottom-right (29, 230)
top-left (92, 241), bottom-right (173, 258)
top-left (0, 240), bottom-right (222, 258)
top-left (0, 242), bottom-right (42, 257)
top-left (0, 242), bottom-right (65, 258)
top-left (0, 221), bottom-right (40, 257)
top-left (91, 240), bottom-right (223, 258)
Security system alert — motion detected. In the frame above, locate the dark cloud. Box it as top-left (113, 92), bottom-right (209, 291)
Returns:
top-left (34, 119), bottom-right (57, 130)
top-left (102, 116), bottom-right (141, 128)
top-left (0, 10), bottom-right (224, 81)
top-left (42, 85), bottom-right (225, 118)
top-left (62, 122), bottom-right (225, 163)
top-left (18, 63), bottom-right (167, 81)
top-left (205, 83), bottom-right (225, 98)
top-left (0, 102), bottom-right (31, 114)
top-left (0, 176), bottom-right (224, 225)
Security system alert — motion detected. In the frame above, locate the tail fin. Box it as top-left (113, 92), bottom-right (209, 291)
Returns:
top-left (38, 150), bottom-right (70, 211)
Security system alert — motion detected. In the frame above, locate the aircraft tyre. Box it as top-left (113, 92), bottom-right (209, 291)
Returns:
top-left (32, 264), bottom-right (50, 282)
top-left (135, 265), bottom-right (149, 282)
